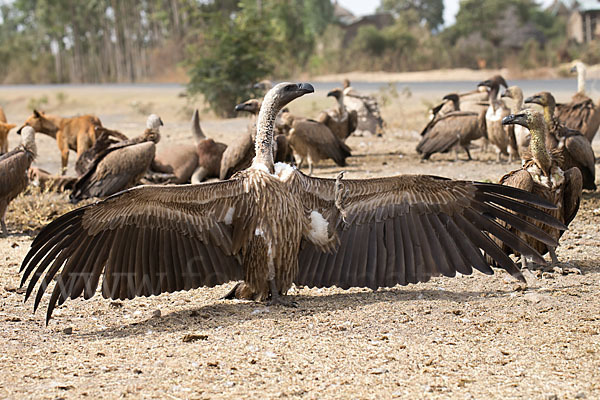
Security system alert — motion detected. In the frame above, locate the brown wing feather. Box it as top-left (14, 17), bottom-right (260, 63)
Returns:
top-left (556, 93), bottom-right (600, 141)
top-left (220, 131), bottom-right (254, 180)
top-left (292, 173), bottom-right (563, 289)
top-left (288, 119), bottom-right (351, 166)
top-left (20, 181), bottom-right (249, 323)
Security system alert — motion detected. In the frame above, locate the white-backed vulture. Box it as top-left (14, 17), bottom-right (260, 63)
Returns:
top-left (435, 87), bottom-right (489, 117)
top-left (75, 126), bottom-right (129, 176)
top-left (317, 88), bottom-right (358, 141)
top-left (0, 127), bottom-right (36, 236)
top-left (70, 114), bottom-right (162, 203)
top-left (282, 112), bottom-right (352, 175)
top-left (28, 167), bottom-right (76, 193)
top-left (501, 86), bottom-right (530, 157)
top-left (499, 110), bottom-right (582, 271)
top-left (478, 75), bottom-right (518, 162)
top-left (556, 62), bottom-right (600, 143)
top-left (416, 93), bottom-right (487, 161)
top-left (342, 79), bottom-right (384, 136)
top-left (19, 82), bottom-right (563, 324)
top-left (525, 92), bottom-right (596, 191)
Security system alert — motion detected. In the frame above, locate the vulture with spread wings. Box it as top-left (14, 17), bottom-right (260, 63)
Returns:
top-left (21, 82), bottom-right (564, 324)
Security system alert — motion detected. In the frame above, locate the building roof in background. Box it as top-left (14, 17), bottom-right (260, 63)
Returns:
top-left (333, 1), bottom-right (357, 25)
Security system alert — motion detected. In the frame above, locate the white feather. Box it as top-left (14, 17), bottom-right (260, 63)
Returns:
top-left (224, 207), bottom-right (235, 225)
top-left (274, 162), bottom-right (295, 181)
top-left (308, 211), bottom-right (330, 245)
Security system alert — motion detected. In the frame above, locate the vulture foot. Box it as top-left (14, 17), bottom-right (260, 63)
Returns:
top-left (267, 280), bottom-right (298, 307)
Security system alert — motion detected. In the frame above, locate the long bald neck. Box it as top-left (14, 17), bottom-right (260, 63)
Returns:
top-left (511, 92), bottom-right (523, 114)
top-left (252, 96), bottom-right (278, 172)
top-left (529, 120), bottom-right (552, 176)
top-left (542, 101), bottom-right (555, 127)
top-left (577, 66), bottom-right (586, 94)
top-left (336, 93), bottom-right (345, 114)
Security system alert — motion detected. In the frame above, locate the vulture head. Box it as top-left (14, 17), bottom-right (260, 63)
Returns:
top-left (263, 82), bottom-right (314, 113)
top-left (442, 93), bottom-right (459, 103)
top-left (342, 78), bottom-right (351, 89)
top-left (327, 88), bottom-right (344, 100)
top-left (19, 126), bottom-right (37, 154)
top-left (500, 86), bottom-right (523, 100)
top-left (17, 109), bottom-right (59, 136)
top-left (146, 114), bottom-right (163, 131)
top-left (253, 80), bottom-right (273, 92)
top-left (234, 99), bottom-right (262, 115)
top-left (477, 75), bottom-right (508, 91)
top-left (570, 61), bottom-right (585, 74)
top-left (501, 109), bottom-right (545, 131)
top-left (524, 92), bottom-right (556, 109)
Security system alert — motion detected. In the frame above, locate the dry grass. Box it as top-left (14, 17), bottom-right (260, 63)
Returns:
top-left (1, 82), bottom-right (599, 399)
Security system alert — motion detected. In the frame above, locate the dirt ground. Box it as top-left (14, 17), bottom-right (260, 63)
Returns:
top-left (0, 83), bottom-right (599, 399)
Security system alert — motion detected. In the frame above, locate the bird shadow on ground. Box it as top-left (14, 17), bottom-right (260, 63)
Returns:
top-left (77, 284), bottom-right (520, 340)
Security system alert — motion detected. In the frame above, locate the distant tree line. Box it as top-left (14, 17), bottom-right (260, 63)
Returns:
top-left (0, 0), bottom-right (595, 116)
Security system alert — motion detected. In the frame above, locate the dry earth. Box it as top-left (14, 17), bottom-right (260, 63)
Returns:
top-left (0, 84), bottom-right (599, 399)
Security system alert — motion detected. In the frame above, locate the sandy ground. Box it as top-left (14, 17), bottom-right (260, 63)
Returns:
top-left (1, 84), bottom-right (600, 399)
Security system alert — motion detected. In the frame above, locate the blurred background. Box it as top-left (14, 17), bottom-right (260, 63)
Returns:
top-left (0, 0), bottom-right (598, 116)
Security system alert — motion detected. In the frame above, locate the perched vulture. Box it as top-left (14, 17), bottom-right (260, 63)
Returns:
top-left (317, 88), bottom-right (358, 141)
top-left (556, 62), bottom-right (600, 143)
top-left (416, 93), bottom-right (487, 161)
top-left (525, 92), bottom-right (596, 191)
top-left (478, 75), bottom-right (518, 162)
top-left (282, 112), bottom-right (351, 175)
top-left (501, 86), bottom-right (530, 157)
top-left (342, 79), bottom-right (384, 136)
top-left (20, 82), bottom-right (562, 324)
top-left (70, 115), bottom-right (162, 202)
top-left (0, 127), bottom-right (36, 236)
top-left (498, 110), bottom-right (582, 271)
top-left (75, 126), bottom-right (129, 176)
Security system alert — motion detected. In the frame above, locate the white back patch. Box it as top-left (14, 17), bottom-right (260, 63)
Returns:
top-left (308, 211), bottom-right (330, 245)
top-left (224, 207), bottom-right (235, 225)
top-left (274, 162), bottom-right (296, 181)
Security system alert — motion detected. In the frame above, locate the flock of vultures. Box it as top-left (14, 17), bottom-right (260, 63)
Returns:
top-left (0, 62), bottom-right (598, 324)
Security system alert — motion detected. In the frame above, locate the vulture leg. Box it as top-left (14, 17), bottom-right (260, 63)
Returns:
top-left (266, 279), bottom-right (297, 307)
top-left (548, 247), bottom-right (581, 275)
top-left (191, 166), bottom-right (208, 185)
top-left (222, 282), bottom-right (256, 300)
top-left (463, 146), bottom-right (473, 161)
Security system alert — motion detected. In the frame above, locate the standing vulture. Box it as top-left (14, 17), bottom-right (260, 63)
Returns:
top-left (70, 115), bottom-right (162, 202)
top-left (501, 86), bottom-right (530, 157)
top-left (281, 112), bottom-right (351, 176)
top-left (479, 76), bottom-right (518, 162)
top-left (525, 92), bottom-right (596, 190)
top-left (0, 127), bottom-right (36, 236)
top-left (416, 93), bottom-right (487, 161)
top-left (20, 82), bottom-right (563, 324)
top-left (556, 61), bottom-right (600, 143)
top-left (342, 79), bottom-right (384, 136)
top-left (317, 88), bottom-right (358, 141)
top-left (499, 110), bottom-right (582, 271)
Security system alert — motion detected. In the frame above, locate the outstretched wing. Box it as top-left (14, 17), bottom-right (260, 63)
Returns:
top-left (21, 179), bottom-right (250, 323)
top-left (292, 172), bottom-right (565, 289)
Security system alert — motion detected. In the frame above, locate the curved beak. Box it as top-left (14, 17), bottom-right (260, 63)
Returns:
top-left (502, 113), bottom-right (528, 128)
top-left (16, 125), bottom-right (24, 135)
top-left (500, 90), bottom-right (510, 99)
top-left (327, 89), bottom-right (336, 97)
top-left (570, 65), bottom-right (577, 73)
top-left (234, 103), bottom-right (246, 112)
top-left (524, 95), bottom-right (542, 106)
top-left (477, 80), bottom-right (491, 88)
top-left (297, 82), bottom-right (314, 94)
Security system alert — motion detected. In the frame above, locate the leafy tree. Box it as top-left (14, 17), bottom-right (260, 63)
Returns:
top-left (185, 2), bottom-right (274, 117)
top-left (380, 0), bottom-right (444, 31)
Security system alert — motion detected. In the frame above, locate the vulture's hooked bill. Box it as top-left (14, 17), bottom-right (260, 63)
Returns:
top-left (21, 82), bottom-right (564, 324)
